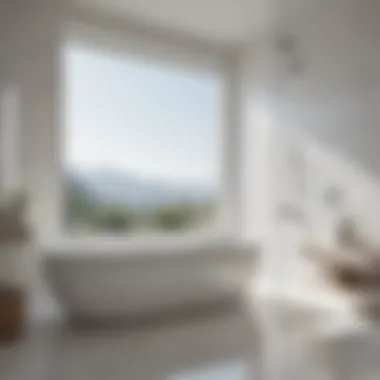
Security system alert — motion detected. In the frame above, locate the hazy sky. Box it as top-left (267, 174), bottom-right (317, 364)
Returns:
top-left (63, 43), bottom-right (222, 187)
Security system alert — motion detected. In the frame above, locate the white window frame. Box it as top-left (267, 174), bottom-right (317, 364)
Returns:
top-left (52, 6), bottom-right (244, 246)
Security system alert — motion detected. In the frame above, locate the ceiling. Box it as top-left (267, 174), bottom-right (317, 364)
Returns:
top-left (75, 0), bottom-right (274, 45)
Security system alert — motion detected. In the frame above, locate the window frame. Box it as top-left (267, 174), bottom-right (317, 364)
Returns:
top-left (54, 9), bottom-right (243, 245)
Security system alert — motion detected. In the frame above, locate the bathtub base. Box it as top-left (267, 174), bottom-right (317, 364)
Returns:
top-left (44, 240), bottom-right (258, 325)
top-left (68, 293), bottom-right (244, 330)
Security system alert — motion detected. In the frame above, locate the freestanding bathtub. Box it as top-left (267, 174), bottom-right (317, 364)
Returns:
top-left (44, 238), bottom-right (258, 322)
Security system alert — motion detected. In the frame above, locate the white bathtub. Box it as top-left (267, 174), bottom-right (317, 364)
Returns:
top-left (44, 239), bottom-right (258, 322)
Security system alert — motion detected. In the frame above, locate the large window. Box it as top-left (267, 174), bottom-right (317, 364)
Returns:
top-left (62, 41), bottom-right (223, 237)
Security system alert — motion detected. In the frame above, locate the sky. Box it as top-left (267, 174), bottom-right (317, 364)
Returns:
top-left (63, 43), bottom-right (222, 188)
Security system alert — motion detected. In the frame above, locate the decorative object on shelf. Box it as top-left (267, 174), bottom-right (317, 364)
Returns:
top-left (304, 214), bottom-right (380, 322)
top-left (336, 216), bottom-right (362, 249)
top-left (0, 190), bottom-right (30, 341)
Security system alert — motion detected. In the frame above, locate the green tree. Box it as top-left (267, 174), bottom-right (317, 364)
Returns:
top-left (91, 204), bottom-right (136, 232)
top-left (148, 202), bottom-right (200, 230)
top-left (65, 176), bottom-right (136, 233)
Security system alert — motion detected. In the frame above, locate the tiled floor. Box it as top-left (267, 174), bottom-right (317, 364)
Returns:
top-left (1, 299), bottom-right (379, 380)
top-left (0, 302), bottom-right (261, 380)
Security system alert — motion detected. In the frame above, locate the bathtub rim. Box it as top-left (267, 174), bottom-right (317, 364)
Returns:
top-left (40, 235), bottom-right (260, 261)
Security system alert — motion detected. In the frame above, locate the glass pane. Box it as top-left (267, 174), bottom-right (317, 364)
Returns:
top-left (62, 42), bottom-right (222, 237)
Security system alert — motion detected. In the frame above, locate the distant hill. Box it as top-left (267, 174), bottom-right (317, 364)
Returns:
top-left (65, 168), bottom-right (215, 209)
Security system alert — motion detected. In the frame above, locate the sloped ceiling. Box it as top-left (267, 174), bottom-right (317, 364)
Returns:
top-left (276, 0), bottom-right (380, 175)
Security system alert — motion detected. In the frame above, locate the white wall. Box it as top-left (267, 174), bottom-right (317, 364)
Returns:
top-left (0, 3), bottom-right (19, 191)
top-left (276, 0), bottom-right (380, 160)
top-left (1, 0), bottom-right (63, 239)
top-left (276, 0), bottom-right (380, 241)
top-left (247, 0), bottom-right (380, 301)
top-left (0, 0), bottom-right (63, 319)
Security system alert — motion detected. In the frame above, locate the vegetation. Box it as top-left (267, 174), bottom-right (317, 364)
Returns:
top-left (147, 202), bottom-right (200, 230)
top-left (64, 176), bottom-right (215, 235)
top-left (91, 204), bottom-right (136, 232)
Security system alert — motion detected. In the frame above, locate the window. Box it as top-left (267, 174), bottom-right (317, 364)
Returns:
top-left (62, 41), bottom-right (223, 237)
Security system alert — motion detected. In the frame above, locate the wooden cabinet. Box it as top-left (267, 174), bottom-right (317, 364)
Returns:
top-left (0, 285), bottom-right (25, 341)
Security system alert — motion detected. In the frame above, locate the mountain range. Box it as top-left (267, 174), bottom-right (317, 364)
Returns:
top-left (67, 168), bottom-right (215, 209)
